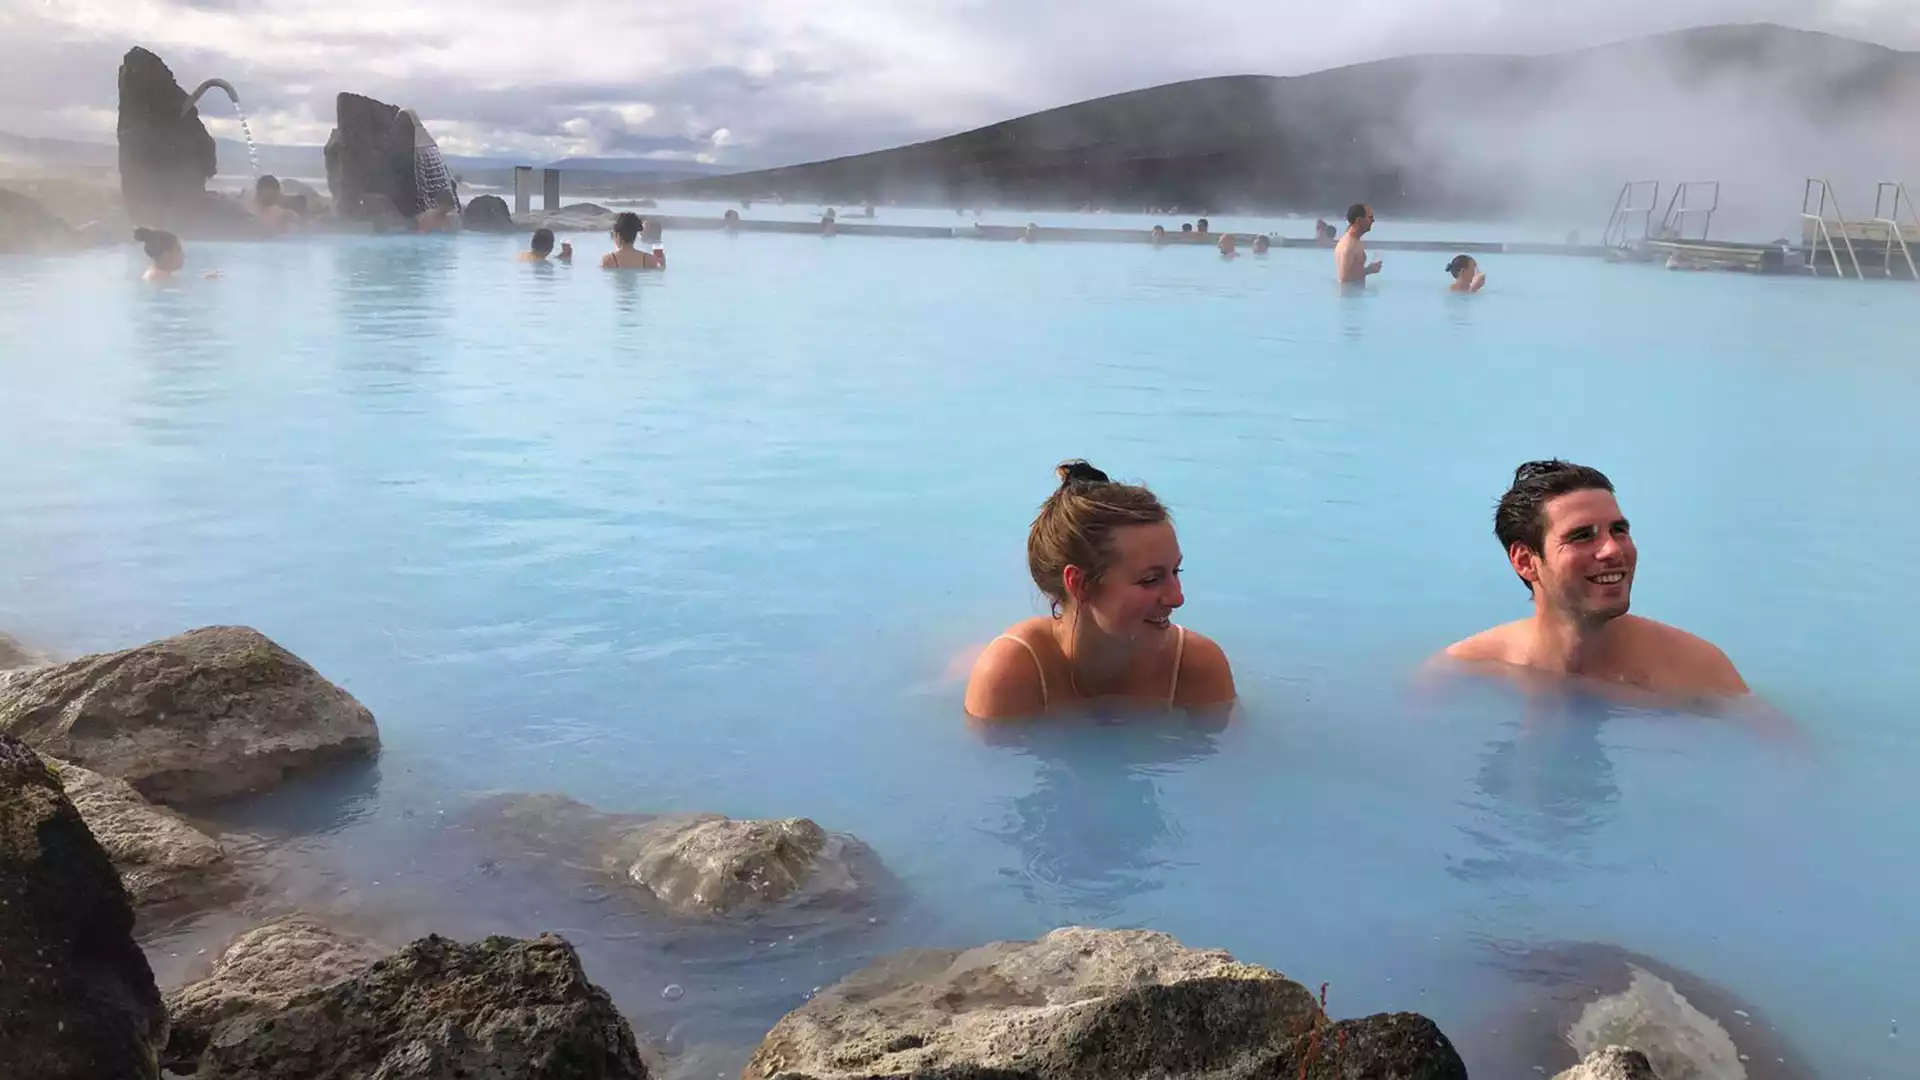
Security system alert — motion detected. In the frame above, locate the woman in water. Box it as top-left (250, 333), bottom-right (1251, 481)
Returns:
top-left (132, 228), bottom-right (216, 282)
top-left (964, 461), bottom-right (1236, 719)
top-left (601, 212), bottom-right (664, 269)
top-left (1446, 254), bottom-right (1486, 292)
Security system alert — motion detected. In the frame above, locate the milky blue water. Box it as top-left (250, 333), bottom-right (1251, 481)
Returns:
top-left (2, 231), bottom-right (1916, 1078)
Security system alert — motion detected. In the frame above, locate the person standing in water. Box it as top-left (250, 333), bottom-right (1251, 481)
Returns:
top-left (1446, 254), bottom-right (1486, 292)
top-left (133, 228), bottom-right (216, 282)
top-left (602, 212), bottom-right (664, 270)
top-left (519, 228), bottom-right (572, 263)
top-left (1335, 202), bottom-right (1382, 284)
top-left (1438, 460), bottom-right (1748, 697)
top-left (965, 461), bottom-right (1236, 720)
top-left (1217, 234), bottom-right (1238, 258)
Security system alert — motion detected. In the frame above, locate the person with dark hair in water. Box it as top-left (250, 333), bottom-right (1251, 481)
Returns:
top-left (601, 212), bottom-right (663, 269)
top-left (964, 461), bottom-right (1235, 719)
top-left (1252, 234), bottom-right (1270, 255)
top-left (1336, 203), bottom-right (1382, 284)
top-left (1150, 225), bottom-right (1167, 247)
top-left (1446, 254), bottom-right (1486, 292)
top-left (519, 228), bottom-right (571, 263)
top-left (132, 227), bottom-right (217, 282)
top-left (1439, 460), bottom-right (1747, 697)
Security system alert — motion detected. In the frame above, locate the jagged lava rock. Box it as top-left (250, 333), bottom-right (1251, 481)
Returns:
top-left (194, 932), bottom-right (649, 1080)
top-left (50, 757), bottom-right (233, 908)
top-left (0, 735), bottom-right (166, 1080)
top-left (164, 914), bottom-right (388, 1074)
top-left (744, 926), bottom-right (1468, 1080)
top-left (1556, 1046), bottom-right (1664, 1080)
top-left (0, 625), bottom-right (379, 804)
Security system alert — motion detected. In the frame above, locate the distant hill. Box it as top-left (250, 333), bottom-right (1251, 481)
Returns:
top-left (667, 23), bottom-right (1920, 227)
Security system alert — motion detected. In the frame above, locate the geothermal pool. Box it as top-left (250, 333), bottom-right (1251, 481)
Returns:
top-left (1, 228), bottom-right (1914, 1078)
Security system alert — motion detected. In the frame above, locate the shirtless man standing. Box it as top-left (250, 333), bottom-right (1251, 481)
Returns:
top-left (1335, 203), bottom-right (1382, 284)
top-left (1440, 460), bottom-right (1749, 698)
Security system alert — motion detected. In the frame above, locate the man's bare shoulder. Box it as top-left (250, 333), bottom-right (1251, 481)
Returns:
top-left (1440, 619), bottom-right (1529, 665)
top-left (1617, 615), bottom-right (1749, 695)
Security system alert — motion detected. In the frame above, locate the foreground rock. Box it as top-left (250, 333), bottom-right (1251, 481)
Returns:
top-left (1499, 943), bottom-right (1813, 1080)
top-left (480, 792), bottom-right (877, 917)
top-left (0, 625), bottom-right (379, 804)
top-left (194, 932), bottom-right (649, 1079)
top-left (1556, 1046), bottom-right (1662, 1080)
top-left (0, 735), bottom-right (166, 1080)
top-left (745, 926), bottom-right (1467, 1080)
top-left (164, 915), bottom-right (388, 1074)
top-left (463, 193), bottom-right (515, 231)
top-left (52, 758), bottom-right (234, 909)
top-left (0, 186), bottom-right (80, 254)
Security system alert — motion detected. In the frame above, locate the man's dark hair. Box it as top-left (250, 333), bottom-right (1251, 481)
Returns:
top-left (1346, 203), bottom-right (1370, 225)
top-left (1494, 460), bottom-right (1615, 588)
top-left (530, 228), bottom-right (555, 255)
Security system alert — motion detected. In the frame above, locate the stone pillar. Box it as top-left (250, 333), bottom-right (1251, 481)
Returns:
top-left (542, 169), bottom-right (561, 211)
top-left (513, 166), bottom-right (532, 216)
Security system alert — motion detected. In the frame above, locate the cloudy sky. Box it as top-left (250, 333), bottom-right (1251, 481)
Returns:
top-left (2, 0), bottom-right (1915, 166)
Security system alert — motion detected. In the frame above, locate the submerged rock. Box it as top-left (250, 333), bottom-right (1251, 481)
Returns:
top-left (744, 926), bottom-right (1467, 1080)
top-left (0, 187), bottom-right (80, 255)
top-left (194, 932), bottom-right (649, 1079)
top-left (0, 625), bottom-right (380, 804)
top-left (0, 735), bottom-right (166, 1080)
top-left (51, 758), bottom-right (234, 909)
top-left (1498, 942), bottom-right (1814, 1080)
top-left (163, 915), bottom-right (388, 1075)
top-left (1556, 1046), bottom-right (1663, 1080)
top-left (479, 792), bottom-right (878, 917)
top-left (463, 193), bottom-right (515, 231)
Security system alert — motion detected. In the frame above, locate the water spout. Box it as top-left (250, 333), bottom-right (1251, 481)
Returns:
top-left (183, 78), bottom-right (240, 116)
top-left (183, 78), bottom-right (260, 178)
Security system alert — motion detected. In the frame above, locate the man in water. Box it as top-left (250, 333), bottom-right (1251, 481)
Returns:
top-left (518, 228), bottom-right (572, 263)
top-left (1335, 203), bottom-right (1382, 284)
top-left (1440, 461), bottom-right (1748, 697)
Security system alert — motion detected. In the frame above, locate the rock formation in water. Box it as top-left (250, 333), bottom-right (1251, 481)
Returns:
top-left (163, 915), bottom-right (389, 1075)
top-left (0, 625), bottom-right (380, 804)
top-left (323, 94), bottom-right (456, 222)
top-left (744, 926), bottom-right (1468, 1080)
top-left (0, 187), bottom-right (81, 254)
top-left (475, 792), bottom-right (881, 917)
top-left (462, 193), bottom-right (515, 231)
top-left (1556, 1046), bottom-right (1664, 1080)
top-left (51, 757), bottom-right (236, 910)
top-left (0, 735), bottom-right (167, 1080)
top-left (1497, 942), bottom-right (1814, 1080)
top-left (191, 932), bottom-right (650, 1080)
top-left (117, 47), bottom-right (217, 224)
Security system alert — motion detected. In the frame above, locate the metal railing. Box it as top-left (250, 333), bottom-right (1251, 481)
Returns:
top-left (1658, 181), bottom-right (1720, 241)
top-left (1872, 181), bottom-right (1918, 280)
top-left (1604, 180), bottom-right (1660, 250)
top-left (1801, 178), bottom-right (1863, 279)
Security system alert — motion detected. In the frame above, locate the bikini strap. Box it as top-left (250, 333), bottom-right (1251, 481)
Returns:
top-left (993, 634), bottom-right (1049, 709)
top-left (1167, 625), bottom-right (1187, 706)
